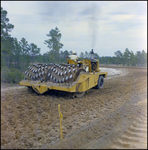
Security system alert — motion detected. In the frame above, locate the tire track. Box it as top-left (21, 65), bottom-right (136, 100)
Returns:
top-left (110, 110), bottom-right (147, 149)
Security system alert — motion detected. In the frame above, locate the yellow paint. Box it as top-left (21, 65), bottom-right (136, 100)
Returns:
top-left (68, 59), bottom-right (77, 65)
top-left (58, 104), bottom-right (63, 140)
top-left (19, 58), bottom-right (108, 95)
top-left (19, 71), bottom-right (107, 94)
top-left (19, 80), bottom-right (31, 86)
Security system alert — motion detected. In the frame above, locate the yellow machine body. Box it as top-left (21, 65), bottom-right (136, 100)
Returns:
top-left (19, 58), bottom-right (108, 95)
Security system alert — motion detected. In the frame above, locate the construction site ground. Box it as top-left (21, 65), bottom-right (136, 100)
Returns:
top-left (1, 65), bottom-right (147, 149)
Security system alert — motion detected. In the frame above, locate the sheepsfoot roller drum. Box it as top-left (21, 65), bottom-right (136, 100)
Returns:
top-left (19, 50), bottom-right (108, 98)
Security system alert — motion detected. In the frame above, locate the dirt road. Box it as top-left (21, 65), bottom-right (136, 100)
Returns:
top-left (1, 66), bottom-right (147, 149)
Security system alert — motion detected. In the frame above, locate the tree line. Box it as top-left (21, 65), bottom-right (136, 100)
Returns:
top-left (79, 49), bottom-right (147, 67)
top-left (1, 7), bottom-right (147, 83)
top-left (100, 48), bottom-right (147, 67)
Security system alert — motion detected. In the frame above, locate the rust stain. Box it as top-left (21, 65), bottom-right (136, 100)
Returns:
top-left (86, 78), bottom-right (89, 90)
top-left (76, 83), bottom-right (81, 92)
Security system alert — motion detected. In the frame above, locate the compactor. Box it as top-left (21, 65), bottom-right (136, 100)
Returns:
top-left (19, 49), bottom-right (108, 98)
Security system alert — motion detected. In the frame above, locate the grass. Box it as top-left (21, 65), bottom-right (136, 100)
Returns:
top-left (1, 82), bottom-right (20, 88)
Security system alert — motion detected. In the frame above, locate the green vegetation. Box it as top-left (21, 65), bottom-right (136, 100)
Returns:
top-left (112, 48), bottom-right (147, 67)
top-left (1, 66), bottom-right (24, 83)
top-left (99, 48), bottom-right (147, 67)
top-left (1, 7), bottom-right (147, 84)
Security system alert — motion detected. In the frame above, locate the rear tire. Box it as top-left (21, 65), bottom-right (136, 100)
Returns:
top-left (95, 75), bottom-right (104, 89)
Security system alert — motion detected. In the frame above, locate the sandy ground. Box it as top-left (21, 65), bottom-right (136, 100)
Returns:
top-left (1, 66), bottom-right (147, 149)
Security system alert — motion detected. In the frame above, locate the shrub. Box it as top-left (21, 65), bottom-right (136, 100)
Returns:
top-left (1, 66), bottom-right (10, 82)
top-left (1, 67), bottom-right (24, 83)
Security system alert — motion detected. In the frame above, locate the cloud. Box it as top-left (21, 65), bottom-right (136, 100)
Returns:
top-left (1, 1), bottom-right (147, 57)
top-left (36, 1), bottom-right (84, 23)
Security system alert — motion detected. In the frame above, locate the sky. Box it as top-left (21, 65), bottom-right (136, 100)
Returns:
top-left (1, 1), bottom-right (147, 57)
